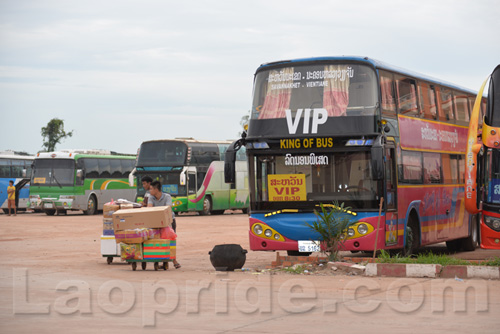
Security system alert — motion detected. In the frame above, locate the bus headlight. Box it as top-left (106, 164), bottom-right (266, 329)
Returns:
top-left (347, 228), bottom-right (355, 237)
top-left (264, 229), bottom-right (273, 238)
top-left (274, 233), bottom-right (281, 240)
top-left (357, 223), bottom-right (369, 235)
top-left (253, 224), bottom-right (263, 235)
top-left (485, 216), bottom-right (500, 232)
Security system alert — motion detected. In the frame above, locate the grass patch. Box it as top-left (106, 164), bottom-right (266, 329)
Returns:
top-left (377, 250), bottom-right (500, 267)
top-left (281, 264), bottom-right (308, 274)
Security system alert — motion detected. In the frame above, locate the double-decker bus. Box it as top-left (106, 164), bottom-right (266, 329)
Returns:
top-left (0, 152), bottom-right (33, 213)
top-left (226, 56), bottom-right (484, 255)
top-left (134, 138), bottom-right (248, 215)
top-left (465, 64), bottom-right (500, 249)
top-left (29, 149), bottom-right (136, 215)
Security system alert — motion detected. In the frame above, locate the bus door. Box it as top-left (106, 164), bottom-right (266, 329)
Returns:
top-left (187, 170), bottom-right (197, 211)
top-left (384, 143), bottom-right (399, 246)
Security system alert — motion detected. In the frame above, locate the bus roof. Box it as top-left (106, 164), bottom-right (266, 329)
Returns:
top-left (0, 153), bottom-right (34, 160)
top-left (256, 56), bottom-right (479, 95)
top-left (35, 151), bottom-right (135, 159)
top-left (141, 139), bottom-right (234, 145)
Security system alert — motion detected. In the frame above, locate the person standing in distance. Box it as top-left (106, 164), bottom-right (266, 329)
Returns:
top-left (141, 176), bottom-right (153, 207)
top-left (7, 180), bottom-right (16, 216)
top-left (148, 180), bottom-right (181, 269)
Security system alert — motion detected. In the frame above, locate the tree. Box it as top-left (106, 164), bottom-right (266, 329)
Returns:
top-left (41, 118), bottom-right (73, 152)
top-left (306, 202), bottom-right (355, 261)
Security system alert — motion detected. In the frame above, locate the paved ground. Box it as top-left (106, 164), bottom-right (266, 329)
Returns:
top-left (1, 211), bottom-right (499, 333)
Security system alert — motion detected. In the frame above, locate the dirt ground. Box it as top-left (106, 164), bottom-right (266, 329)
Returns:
top-left (1, 210), bottom-right (499, 333)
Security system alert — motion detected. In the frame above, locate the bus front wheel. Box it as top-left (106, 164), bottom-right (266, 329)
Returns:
top-left (44, 209), bottom-right (56, 216)
top-left (403, 215), bottom-right (420, 256)
top-left (84, 196), bottom-right (97, 215)
top-left (200, 197), bottom-right (212, 215)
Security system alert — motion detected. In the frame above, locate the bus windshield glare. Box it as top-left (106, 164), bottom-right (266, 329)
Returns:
top-left (252, 64), bottom-right (378, 120)
top-left (252, 151), bottom-right (380, 211)
top-left (32, 159), bottom-right (75, 187)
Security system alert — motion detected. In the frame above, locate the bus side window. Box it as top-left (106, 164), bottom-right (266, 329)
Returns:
top-left (395, 76), bottom-right (418, 116)
top-left (419, 82), bottom-right (438, 120)
top-left (83, 159), bottom-right (99, 178)
top-left (423, 153), bottom-right (442, 184)
top-left (453, 91), bottom-right (470, 123)
top-left (439, 87), bottom-right (455, 122)
top-left (98, 159), bottom-right (111, 178)
top-left (122, 160), bottom-right (134, 178)
top-left (380, 71), bottom-right (396, 118)
top-left (399, 150), bottom-right (423, 184)
top-left (0, 158), bottom-right (10, 177)
top-left (110, 159), bottom-right (122, 178)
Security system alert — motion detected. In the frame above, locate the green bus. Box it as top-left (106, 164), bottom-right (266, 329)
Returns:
top-left (29, 149), bottom-right (136, 215)
top-left (134, 138), bottom-right (248, 215)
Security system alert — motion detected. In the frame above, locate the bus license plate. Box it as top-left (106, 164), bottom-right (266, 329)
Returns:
top-left (298, 240), bottom-right (320, 253)
top-left (44, 203), bottom-right (53, 209)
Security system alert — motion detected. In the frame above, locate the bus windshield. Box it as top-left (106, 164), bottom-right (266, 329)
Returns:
top-left (252, 63), bottom-right (378, 119)
top-left (251, 150), bottom-right (380, 211)
top-left (138, 141), bottom-right (188, 167)
top-left (32, 159), bottom-right (75, 187)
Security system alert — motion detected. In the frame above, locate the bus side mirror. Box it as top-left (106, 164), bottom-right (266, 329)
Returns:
top-left (128, 168), bottom-right (135, 187)
top-left (371, 136), bottom-right (384, 180)
top-left (225, 138), bottom-right (245, 184)
top-left (22, 169), bottom-right (27, 178)
top-left (76, 169), bottom-right (84, 185)
top-left (225, 148), bottom-right (236, 184)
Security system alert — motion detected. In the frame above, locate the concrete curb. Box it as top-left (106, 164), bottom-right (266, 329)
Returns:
top-left (365, 263), bottom-right (500, 279)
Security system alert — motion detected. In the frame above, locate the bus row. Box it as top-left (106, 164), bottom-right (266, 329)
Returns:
top-left (1, 141), bottom-right (249, 216)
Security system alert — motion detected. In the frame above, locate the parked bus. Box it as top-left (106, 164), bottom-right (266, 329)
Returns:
top-left (29, 149), bottom-right (136, 215)
top-left (226, 56), bottom-right (484, 255)
top-left (0, 152), bottom-right (33, 213)
top-left (134, 138), bottom-right (248, 215)
top-left (465, 64), bottom-right (500, 249)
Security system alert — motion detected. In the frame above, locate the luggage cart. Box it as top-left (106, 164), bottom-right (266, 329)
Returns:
top-left (126, 259), bottom-right (173, 271)
top-left (101, 235), bottom-right (121, 264)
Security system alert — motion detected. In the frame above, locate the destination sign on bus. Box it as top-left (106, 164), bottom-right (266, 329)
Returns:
top-left (268, 174), bottom-right (306, 202)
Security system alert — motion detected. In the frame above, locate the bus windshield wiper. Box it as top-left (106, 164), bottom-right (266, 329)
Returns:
top-left (52, 170), bottom-right (63, 188)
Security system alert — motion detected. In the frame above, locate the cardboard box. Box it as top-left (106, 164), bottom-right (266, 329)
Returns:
top-left (143, 239), bottom-right (176, 260)
top-left (114, 228), bottom-right (160, 244)
top-left (103, 218), bottom-right (114, 230)
top-left (113, 206), bottom-right (172, 231)
top-left (120, 243), bottom-right (143, 260)
top-left (103, 204), bottom-right (120, 218)
top-left (101, 236), bottom-right (121, 256)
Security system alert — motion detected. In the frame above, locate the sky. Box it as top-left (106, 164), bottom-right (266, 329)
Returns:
top-left (1, 0), bottom-right (499, 155)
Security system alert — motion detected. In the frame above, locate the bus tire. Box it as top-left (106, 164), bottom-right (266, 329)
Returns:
top-left (403, 213), bottom-right (420, 256)
top-left (84, 195), bottom-right (97, 215)
top-left (460, 216), bottom-right (479, 251)
top-left (446, 239), bottom-right (462, 253)
top-left (44, 209), bottom-right (56, 216)
top-left (200, 197), bottom-right (212, 215)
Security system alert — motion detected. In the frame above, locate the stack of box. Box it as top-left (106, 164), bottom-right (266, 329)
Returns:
top-left (102, 204), bottom-right (119, 236)
top-left (112, 206), bottom-right (175, 261)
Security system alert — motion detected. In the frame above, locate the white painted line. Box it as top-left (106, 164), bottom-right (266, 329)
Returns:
top-left (406, 264), bottom-right (439, 278)
top-left (365, 263), bottom-right (378, 276)
top-left (467, 266), bottom-right (500, 279)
